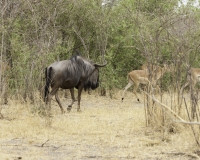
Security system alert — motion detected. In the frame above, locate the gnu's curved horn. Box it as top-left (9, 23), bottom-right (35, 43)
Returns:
top-left (94, 60), bottom-right (107, 67)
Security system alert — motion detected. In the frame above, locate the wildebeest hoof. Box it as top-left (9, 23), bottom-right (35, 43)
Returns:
top-left (67, 106), bottom-right (72, 112)
top-left (121, 98), bottom-right (124, 102)
top-left (77, 109), bottom-right (81, 112)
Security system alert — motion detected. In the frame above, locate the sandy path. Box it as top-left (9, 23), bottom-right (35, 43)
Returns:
top-left (0, 92), bottom-right (199, 159)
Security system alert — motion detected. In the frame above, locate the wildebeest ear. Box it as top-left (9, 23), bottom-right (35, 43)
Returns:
top-left (94, 60), bottom-right (107, 67)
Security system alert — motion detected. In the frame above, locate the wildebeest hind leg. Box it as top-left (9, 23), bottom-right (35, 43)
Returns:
top-left (67, 88), bottom-right (75, 112)
top-left (47, 88), bottom-right (58, 114)
top-left (77, 86), bottom-right (84, 112)
top-left (55, 92), bottom-right (65, 113)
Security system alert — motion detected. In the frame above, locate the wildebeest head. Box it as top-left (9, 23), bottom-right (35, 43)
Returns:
top-left (83, 68), bottom-right (99, 91)
top-left (73, 54), bottom-right (106, 91)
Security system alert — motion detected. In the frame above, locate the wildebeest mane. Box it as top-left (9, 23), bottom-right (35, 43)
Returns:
top-left (69, 53), bottom-right (99, 91)
top-left (70, 54), bottom-right (96, 76)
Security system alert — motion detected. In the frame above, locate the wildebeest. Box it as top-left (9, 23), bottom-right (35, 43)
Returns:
top-left (44, 52), bottom-right (107, 113)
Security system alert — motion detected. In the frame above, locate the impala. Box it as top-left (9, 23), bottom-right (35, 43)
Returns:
top-left (180, 67), bottom-right (200, 94)
top-left (121, 64), bottom-right (170, 102)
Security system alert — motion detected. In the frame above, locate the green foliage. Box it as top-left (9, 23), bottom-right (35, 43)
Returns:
top-left (1, 0), bottom-right (200, 101)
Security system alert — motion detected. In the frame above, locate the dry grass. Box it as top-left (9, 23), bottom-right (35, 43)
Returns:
top-left (0, 90), bottom-right (200, 159)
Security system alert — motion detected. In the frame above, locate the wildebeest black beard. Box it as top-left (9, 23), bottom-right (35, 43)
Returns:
top-left (84, 75), bottom-right (99, 91)
top-left (84, 68), bottom-right (99, 91)
top-left (75, 70), bottom-right (99, 91)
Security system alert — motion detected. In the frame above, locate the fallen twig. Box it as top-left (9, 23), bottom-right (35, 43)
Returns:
top-left (162, 151), bottom-right (200, 159)
top-left (41, 139), bottom-right (49, 147)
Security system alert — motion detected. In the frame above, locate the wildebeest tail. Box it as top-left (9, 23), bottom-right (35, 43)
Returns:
top-left (44, 67), bottom-right (52, 102)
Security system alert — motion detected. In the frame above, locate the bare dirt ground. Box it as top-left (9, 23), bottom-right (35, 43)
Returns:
top-left (0, 91), bottom-right (200, 160)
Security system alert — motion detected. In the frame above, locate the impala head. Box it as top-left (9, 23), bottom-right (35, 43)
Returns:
top-left (161, 62), bottom-right (174, 73)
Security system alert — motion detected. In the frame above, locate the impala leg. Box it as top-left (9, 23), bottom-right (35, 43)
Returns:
top-left (67, 88), bottom-right (75, 112)
top-left (150, 81), bottom-right (157, 94)
top-left (133, 82), bottom-right (140, 102)
top-left (180, 82), bottom-right (189, 95)
top-left (55, 92), bottom-right (65, 114)
top-left (178, 82), bottom-right (189, 107)
top-left (191, 81), bottom-right (196, 91)
top-left (122, 81), bottom-right (133, 102)
top-left (138, 78), bottom-right (150, 102)
top-left (155, 85), bottom-right (161, 94)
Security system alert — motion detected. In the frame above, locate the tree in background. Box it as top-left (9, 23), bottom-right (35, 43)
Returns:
top-left (0, 0), bottom-right (200, 102)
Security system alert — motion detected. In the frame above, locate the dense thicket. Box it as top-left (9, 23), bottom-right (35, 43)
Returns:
top-left (1, 0), bottom-right (200, 101)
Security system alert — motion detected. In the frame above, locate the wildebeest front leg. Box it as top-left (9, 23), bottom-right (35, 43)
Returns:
top-left (55, 92), bottom-right (65, 113)
top-left (67, 88), bottom-right (75, 112)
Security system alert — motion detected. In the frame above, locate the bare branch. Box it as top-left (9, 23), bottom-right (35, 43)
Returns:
top-left (143, 91), bottom-right (200, 125)
top-left (72, 27), bottom-right (89, 58)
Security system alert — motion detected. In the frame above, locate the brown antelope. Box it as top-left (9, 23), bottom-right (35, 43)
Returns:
top-left (121, 64), bottom-right (170, 102)
top-left (140, 63), bottom-right (161, 89)
top-left (180, 67), bottom-right (200, 94)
